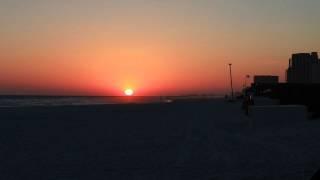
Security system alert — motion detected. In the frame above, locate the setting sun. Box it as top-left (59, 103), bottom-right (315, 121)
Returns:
top-left (124, 89), bottom-right (134, 96)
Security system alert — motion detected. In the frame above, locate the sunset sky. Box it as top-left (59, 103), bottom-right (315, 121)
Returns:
top-left (1, 0), bottom-right (319, 96)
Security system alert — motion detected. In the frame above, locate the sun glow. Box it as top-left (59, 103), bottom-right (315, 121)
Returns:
top-left (124, 88), bottom-right (134, 96)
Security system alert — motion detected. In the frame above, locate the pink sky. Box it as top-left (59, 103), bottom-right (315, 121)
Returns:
top-left (1, 0), bottom-right (319, 95)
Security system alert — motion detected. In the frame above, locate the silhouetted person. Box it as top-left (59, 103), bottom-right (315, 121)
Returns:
top-left (249, 95), bottom-right (254, 106)
top-left (242, 95), bottom-right (254, 115)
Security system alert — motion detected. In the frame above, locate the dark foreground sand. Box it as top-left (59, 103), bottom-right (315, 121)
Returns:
top-left (0, 99), bottom-right (320, 179)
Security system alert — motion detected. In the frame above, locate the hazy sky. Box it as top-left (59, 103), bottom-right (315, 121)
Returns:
top-left (1, 0), bottom-right (319, 95)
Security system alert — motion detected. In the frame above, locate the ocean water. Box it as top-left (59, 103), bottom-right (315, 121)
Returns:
top-left (0, 96), bottom-right (221, 107)
top-left (0, 95), bottom-right (220, 107)
top-left (0, 96), bottom-right (163, 107)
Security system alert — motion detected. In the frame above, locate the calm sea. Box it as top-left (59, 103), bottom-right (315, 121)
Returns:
top-left (0, 95), bottom-right (220, 107)
top-left (0, 96), bottom-right (162, 107)
top-left (0, 96), bottom-right (220, 107)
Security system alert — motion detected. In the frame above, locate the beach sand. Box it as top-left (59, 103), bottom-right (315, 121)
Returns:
top-left (0, 99), bottom-right (320, 179)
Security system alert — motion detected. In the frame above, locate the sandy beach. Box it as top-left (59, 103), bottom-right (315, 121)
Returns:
top-left (0, 99), bottom-right (320, 179)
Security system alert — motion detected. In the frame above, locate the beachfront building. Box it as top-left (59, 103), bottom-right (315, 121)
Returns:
top-left (311, 64), bottom-right (320, 83)
top-left (286, 52), bottom-right (320, 83)
top-left (253, 75), bottom-right (279, 84)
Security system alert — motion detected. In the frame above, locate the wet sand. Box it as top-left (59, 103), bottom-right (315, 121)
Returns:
top-left (0, 99), bottom-right (320, 179)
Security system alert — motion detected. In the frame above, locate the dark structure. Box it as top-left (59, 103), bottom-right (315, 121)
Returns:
top-left (248, 52), bottom-right (320, 117)
top-left (286, 52), bottom-right (320, 83)
top-left (254, 75), bottom-right (279, 84)
top-left (248, 83), bottom-right (320, 117)
top-left (311, 168), bottom-right (320, 180)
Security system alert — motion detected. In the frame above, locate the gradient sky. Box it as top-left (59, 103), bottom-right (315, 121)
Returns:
top-left (1, 0), bottom-right (319, 96)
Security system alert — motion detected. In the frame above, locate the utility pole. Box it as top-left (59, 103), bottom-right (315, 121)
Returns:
top-left (228, 63), bottom-right (234, 100)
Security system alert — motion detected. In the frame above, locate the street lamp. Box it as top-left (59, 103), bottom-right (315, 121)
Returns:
top-left (228, 63), bottom-right (234, 100)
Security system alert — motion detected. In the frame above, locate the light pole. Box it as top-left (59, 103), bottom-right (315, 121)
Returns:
top-left (244, 75), bottom-right (250, 89)
top-left (228, 63), bottom-right (234, 100)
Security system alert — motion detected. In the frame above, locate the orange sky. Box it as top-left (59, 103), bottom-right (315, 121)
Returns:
top-left (1, 0), bottom-right (319, 96)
